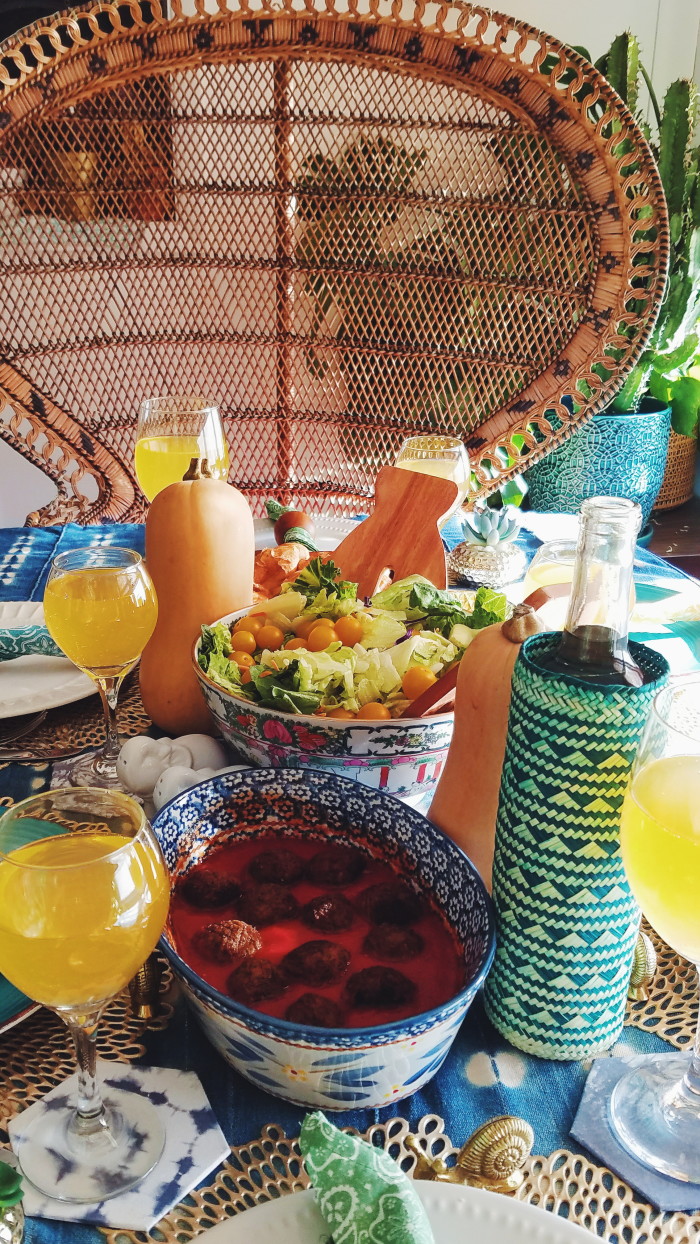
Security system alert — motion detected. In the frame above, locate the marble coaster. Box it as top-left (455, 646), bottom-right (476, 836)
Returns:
top-left (9, 1061), bottom-right (230, 1230)
top-left (571, 1055), bottom-right (700, 1212)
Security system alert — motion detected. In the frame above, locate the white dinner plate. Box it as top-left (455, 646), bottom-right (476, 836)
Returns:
top-left (203, 1182), bottom-right (593, 1243)
top-left (254, 515), bottom-right (356, 551)
top-left (0, 654), bottom-right (96, 720)
top-left (0, 601), bottom-right (95, 720)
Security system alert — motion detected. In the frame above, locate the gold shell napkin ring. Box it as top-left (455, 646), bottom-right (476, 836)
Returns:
top-left (407, 1114), bottom-right (534, 1194)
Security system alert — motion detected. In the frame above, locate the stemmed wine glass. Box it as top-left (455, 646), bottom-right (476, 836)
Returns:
top-left (611, 675), bottom-right (700, 1182)
top-left (43, 547), bottom-right (158, 789)
top-left (135, 396), bottom-right (229, 501)
top-left (0, 788), bottom-right (169, 1201)
top-left (394, 434), bottom-right (470, 527)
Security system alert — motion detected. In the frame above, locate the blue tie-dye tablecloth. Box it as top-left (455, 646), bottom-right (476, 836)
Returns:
top-left (0, 520), bottom-right (697, 1244)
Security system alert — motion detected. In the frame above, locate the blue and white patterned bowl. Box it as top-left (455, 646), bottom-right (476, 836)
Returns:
top-left (193, 609), bottom-right (454, 802)
top-left (153, 768), bottom-right (495, 1111)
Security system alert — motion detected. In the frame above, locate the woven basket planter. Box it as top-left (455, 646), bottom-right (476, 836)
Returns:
top-left (653, 429), bottom-right (697, 511)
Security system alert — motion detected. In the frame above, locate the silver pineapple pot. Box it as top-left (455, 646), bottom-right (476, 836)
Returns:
top-left (448, 506), bottom-right (527, 589)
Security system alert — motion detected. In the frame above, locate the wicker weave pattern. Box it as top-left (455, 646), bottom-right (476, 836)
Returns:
top-left (0, 0), bottom-right (668, 521)
top-left (654, 429), bottom-right (697, 512)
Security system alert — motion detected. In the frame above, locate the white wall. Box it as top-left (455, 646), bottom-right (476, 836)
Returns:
top-left (1, 0), bottom-right (697, 526)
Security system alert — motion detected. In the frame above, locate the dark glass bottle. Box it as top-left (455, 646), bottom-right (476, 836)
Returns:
top-left (538, 496), bottom-right (645, 688)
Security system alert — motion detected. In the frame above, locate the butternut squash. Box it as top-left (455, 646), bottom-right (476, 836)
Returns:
top-left (428, 604), bottom-right (543, 890)
top-left (139, 458), bottom-right (254, 734)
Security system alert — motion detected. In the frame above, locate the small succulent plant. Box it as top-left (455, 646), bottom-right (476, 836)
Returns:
top-left (462, 506), bottom-right (520, 548)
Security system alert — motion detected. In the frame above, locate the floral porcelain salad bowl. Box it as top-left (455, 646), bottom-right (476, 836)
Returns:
top-left (194, 558), bottom-right (507, 801)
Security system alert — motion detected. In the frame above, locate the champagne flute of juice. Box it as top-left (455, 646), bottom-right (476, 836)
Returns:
top-left (43, 548), bottom-right (157, 789)
top-left (610, 676), bottom-right (700, 1181)
top-left (0, 788), bottom-right (169, 1201)
top-left (135, 396), bottom-right (229, 501)
top-left (394, 435), bottom-right (470, 527)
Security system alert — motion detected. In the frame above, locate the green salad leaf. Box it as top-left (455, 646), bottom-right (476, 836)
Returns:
top-left (249, 660), bottom-right (322, 715)
top-left (469, 586), bottom-right (509, 630)
top-left (404, 582), bottom-right (475, 637)
top-left (288, 557), bottom-right (357, 604)
top-left (370, 575), bottom-right (435, 616)
top-left (198, 623), bottom-right (247, 692)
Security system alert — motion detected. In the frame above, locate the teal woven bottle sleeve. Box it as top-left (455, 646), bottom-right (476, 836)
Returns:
top-left (483, 633), bottom-right (669, 1060)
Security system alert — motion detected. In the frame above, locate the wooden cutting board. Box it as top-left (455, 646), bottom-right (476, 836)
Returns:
top-left (332, 466), bottom-right (458, 599)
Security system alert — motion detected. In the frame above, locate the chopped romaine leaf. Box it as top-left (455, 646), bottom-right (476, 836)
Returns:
top-left (302, 588), bottom-right (358, 620)
top-left (469, 587), bottom-right (509, 630)
top-left (250, 590), bottom-right (306, 619)
top-left (249, 660), bottom-right (322, 715)
top-left (359, 612), bottom-right (406, 650)
top-left (371, 575), bottom-right (435, 616)
top-left (288, 557), bottom-right (357, 604)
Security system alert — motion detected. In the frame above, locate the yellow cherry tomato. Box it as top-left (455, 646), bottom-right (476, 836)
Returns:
top-left (402, 665), bottom-right (438, 700)
top-left (326, 706), bottom-right (356, 719)
top-left (309, 616), bottom-right (336, 631)
top-left (307, 626), bottom-right (338, 652)
top-left (294, 616), bottom-right (317, 638)
top-left (285, 637), bottom-right (307, 650)
top-left (231, 629), bottom-right (257, 654)
top-left (232, 650), bottom-right (255, 668)
top-left (356, 702), bottom-right (392, 720)
top-left (234, 614), bottom-right (264, 635)
top-left (256, 624), bottom-right (286, 650)
top-left (334, 615), bottom-right (364, 646)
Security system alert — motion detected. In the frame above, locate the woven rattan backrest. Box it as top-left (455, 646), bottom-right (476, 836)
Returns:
top-left (0, 0), bottom-right (667, 522)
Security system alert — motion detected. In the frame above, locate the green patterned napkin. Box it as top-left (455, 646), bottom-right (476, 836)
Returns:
top-left (300, 1112), bottom-right (434, 1244)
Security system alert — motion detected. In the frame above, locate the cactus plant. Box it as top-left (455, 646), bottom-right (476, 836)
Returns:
top-left (595, 33), bottom-right (700, 439)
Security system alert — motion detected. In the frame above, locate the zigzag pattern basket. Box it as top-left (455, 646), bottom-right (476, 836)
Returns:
top-left (484, 634), bottom-right (669, 1060)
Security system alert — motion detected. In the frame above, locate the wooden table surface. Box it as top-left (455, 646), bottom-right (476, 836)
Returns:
top-left (649, 483), bottom-right (700, 579)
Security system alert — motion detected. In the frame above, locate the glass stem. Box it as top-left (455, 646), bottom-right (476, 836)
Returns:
top-left (682, 966), bottom-right (700, 1100)
top-left (97, 676), bottom-right (122, 760)
top-left (63, 1010), bottom-right (111, 1142)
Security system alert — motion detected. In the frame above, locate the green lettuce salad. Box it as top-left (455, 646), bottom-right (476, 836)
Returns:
top-left (198, 557), bottom-right (508, 718)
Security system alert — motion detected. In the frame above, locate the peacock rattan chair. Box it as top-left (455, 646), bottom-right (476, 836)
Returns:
top-left (0, 0), bottom-right (668, 523)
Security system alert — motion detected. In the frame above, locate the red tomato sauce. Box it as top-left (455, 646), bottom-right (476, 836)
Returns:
top-left (169, 834), bottom-right (465, 1028)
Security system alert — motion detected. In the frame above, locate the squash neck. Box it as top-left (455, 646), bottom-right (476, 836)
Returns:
top-left (183, 457), bottom-right (213, 481)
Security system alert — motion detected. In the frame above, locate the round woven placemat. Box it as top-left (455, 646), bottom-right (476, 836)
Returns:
top-left (0, 924), bottom-right (694, 1243)
top-left (0, 673), bottom-right (150, 761)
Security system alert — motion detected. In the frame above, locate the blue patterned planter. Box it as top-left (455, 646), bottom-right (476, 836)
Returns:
top-left (525, 399), bottom-right (671, 527)
top-left (153, 768), bottom-right (495, 1110)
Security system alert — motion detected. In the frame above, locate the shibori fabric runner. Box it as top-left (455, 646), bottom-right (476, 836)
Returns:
top-left (0, 524), bottom-right (145, 602)
top-left (484, 633), bottom-right (670, 1061)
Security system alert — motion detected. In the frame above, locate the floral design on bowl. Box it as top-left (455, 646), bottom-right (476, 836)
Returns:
top-left (193, 611), bottom-right (454, 800)
top-left (153, 768), bottom-right (495, 1111)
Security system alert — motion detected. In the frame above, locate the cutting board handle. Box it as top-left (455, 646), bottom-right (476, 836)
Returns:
top-left (332, 466), bottom-right (458, 598)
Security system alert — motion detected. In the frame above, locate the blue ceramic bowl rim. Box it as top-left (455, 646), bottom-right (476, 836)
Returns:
top-left (192, 608), bottom-right (454, 730)
top-left (153, 769), bottom-right (496, 1041)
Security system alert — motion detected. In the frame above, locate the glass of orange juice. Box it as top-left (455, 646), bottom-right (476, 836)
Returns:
top-left (610, 676), bottom-right (700, 1182)
top-left (43, 547), bottom-right (158, 788)
top-left (0, 787), bottom-right (169, 1201)
top-left (394, 435), bottom-right (470, 527)
top-left (135, 395), bottom-right (229, 501)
